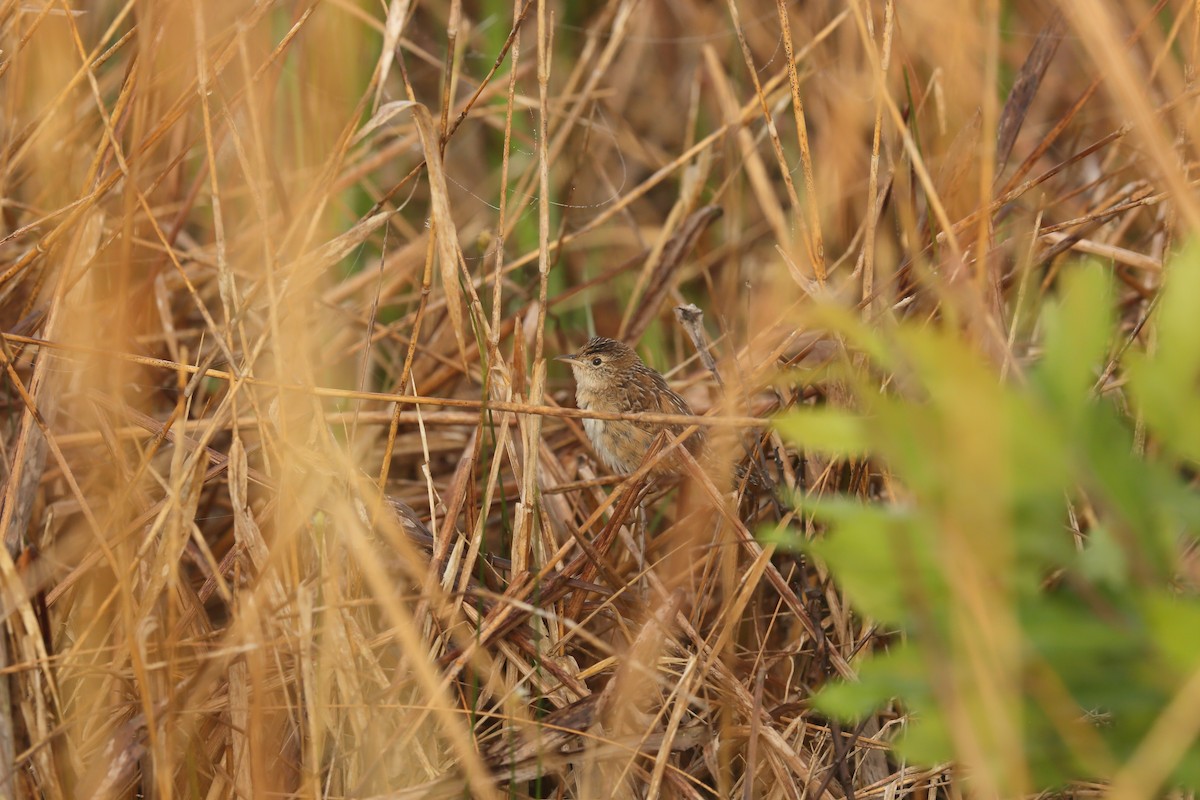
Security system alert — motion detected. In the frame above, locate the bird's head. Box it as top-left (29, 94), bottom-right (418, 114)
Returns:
top-left (554, 336), bottom-right (639, 394)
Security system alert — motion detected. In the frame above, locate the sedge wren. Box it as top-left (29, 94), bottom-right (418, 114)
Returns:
top-left (555, 337), bottom-right (705, 476)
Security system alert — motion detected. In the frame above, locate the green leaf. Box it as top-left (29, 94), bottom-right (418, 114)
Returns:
top-left (778, 251), bottom-right (1200, 791)
top-left (1077, 525), bottom-right (1127, 587)
top-left (1145, 593), bottom-right (1200, 675)
top-left (774, 408), bottom-right (868, 456)
top-left (1036, 263), bottom-right (1114, 429)
top-left (757, 523), bottom-right (801, 551)
top-left (1126, 241), bottom-right (1200, 461)
top-left (813, 643), bottom-right (928, 720)
top-left (1080, 406), bottom-right (1183, 578)
top-left (806, 501), bottom-right (939, 627)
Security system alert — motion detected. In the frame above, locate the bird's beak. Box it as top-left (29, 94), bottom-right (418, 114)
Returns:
top-left (554, 353), bottom-right (580, 365)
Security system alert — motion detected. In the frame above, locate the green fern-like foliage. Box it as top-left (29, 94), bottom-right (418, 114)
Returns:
top-left (773, 249), bottom-right (1200, 793)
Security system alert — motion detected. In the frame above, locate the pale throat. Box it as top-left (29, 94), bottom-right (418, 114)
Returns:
top-left (572, 373), bottom-right (618, 444)
top-left (570, 371), bottom-right (615, 411)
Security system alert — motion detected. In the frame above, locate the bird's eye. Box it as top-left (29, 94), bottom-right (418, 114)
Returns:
top-left (591, 357), bottom-right (602, 366)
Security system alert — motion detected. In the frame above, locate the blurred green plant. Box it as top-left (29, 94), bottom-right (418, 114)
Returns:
top-left (772, 249), bottom-right (1200, 794)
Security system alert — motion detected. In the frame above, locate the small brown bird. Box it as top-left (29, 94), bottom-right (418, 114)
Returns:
top-left (555, 336), bottom-right (705, 476)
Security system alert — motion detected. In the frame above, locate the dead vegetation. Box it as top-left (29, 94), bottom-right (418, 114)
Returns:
top-left (0, 0), bottom-right (1197, 797)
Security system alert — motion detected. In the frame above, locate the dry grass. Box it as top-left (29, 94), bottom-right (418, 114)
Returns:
top-left (0, 0), bottom-right (1197, 797)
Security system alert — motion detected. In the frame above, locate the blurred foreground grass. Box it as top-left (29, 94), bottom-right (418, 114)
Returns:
top-left (0, 1), bottom-right (1198, 798)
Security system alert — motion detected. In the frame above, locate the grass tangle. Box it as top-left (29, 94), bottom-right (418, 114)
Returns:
top-left (1, 0), bottom-right (1199, 798)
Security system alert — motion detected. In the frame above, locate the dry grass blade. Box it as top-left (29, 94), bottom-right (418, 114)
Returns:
top-left (374, 0), bottom-right (414, 111)
top-left (1058, 0), bottom-right (1200, 229)
top-left (623, 205), bottom-right (723, 342)
top-left (995, 10), bottom-right (1066, 173)
top-left (774, 0), bottom-right (825, 281)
